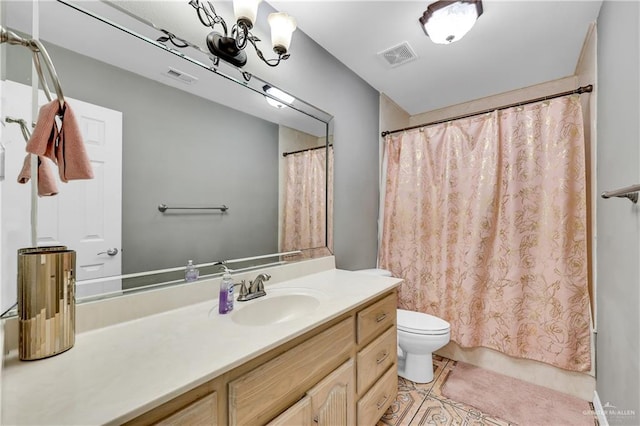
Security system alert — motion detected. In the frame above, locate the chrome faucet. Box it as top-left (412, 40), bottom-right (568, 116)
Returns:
top-left (237, 273), bottom-right (271, 302)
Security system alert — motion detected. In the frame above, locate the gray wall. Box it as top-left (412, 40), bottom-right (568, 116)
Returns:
top-left (8, 0), bottom-right (383, 274)
top-left (596, 2), bottom-right (640, 423)
top-left (106, 1), bottom-right (382, 271)
top-left (7, 43), bottom-right (280, 274)
top-left (246, 6), bottom-right (381, 271)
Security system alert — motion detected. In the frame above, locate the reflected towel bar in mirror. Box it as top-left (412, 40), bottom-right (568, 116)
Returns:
top-left (158, 204), bottom-right (229, 212)
top-left (1, 25), bottom-right (66, 109)
top-left (601, 184), bottom-right (640, 204)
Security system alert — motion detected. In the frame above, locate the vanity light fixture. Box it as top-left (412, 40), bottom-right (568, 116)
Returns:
top-left (419, 0), bottom-right (483, 44)
top-left (189, 0), bottom-right (296, 68)
top-left (263, 85), bottom-right (295, 109)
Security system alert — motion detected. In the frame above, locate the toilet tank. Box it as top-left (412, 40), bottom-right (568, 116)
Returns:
top-left (355, 268), bottom-right (393, 277)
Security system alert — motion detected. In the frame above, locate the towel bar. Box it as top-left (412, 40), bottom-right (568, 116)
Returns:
top-left (158, 204), bottom-right (229, 212)
top-left (1, 25), bottom-right (65, 109)
top-left (601, 184), bottom-right (640, 204)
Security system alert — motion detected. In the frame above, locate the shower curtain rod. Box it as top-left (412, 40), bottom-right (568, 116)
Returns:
top-left (380, 84), bottom-right (594, 137)
top-left (282, 143), bottom-right (333, 157)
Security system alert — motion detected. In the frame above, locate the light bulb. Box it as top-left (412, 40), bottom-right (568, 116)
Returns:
top-left (264, 85), bottom-right (295, 109)
top-left (268, 12), bottom-right (297, 53)
top-left (233, 0), bottom-right (262, 26)
top-left (422, 1), bottom-right (480, 44)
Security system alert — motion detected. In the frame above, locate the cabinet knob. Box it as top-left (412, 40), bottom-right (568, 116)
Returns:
top-left (376, 394), bottom-right (389, 410)
top-left (375, 312), bottom-right (387, 322)
top-left (376, 351), bottom-right (389, 364)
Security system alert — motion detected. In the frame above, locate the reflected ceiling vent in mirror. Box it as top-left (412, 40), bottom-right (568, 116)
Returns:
top-left (378, 41), bottom-right (418, 68)
top-left (263, 85), bottom-right (295, 109)
top-left (164, 67), bottom-right (198, 85)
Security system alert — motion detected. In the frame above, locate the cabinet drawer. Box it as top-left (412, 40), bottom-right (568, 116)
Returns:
top-left (156, 392), bottom-right (217, 425)
top-left (357, 367), bottom-right (397, 426)
top-left (229, 317), bottom-right (354, 425)
top-left (357, 293), bottom-right (396, 345)
top-left (357, 326), bottom-right (397, 394)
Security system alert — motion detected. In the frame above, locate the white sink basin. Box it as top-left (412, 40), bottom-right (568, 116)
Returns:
top-left (230, 287), bottom-right (328, 326)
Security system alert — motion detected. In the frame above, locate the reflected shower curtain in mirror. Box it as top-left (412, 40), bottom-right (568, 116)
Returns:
top-left (379, 96), bottom-right (591, 371)
top-left (281, 146), bottom-right (333, 252)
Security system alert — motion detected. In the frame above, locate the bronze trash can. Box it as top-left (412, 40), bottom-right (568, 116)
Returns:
top-left (17, 246), bottom-right (76, 360)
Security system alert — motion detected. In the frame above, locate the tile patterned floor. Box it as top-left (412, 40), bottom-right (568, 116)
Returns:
top-left (377, 355), bottom-right (597, 426)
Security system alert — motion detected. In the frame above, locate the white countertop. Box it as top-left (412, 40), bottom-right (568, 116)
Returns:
top-left (2, 269), bottom-right (401, 425)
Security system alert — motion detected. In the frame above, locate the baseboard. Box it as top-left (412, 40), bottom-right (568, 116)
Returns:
top-left (593, 391), bottom-right (609, 426)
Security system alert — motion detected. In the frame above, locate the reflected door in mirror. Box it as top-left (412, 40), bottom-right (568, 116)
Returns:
top-left (2, 81), bottom-right (123, 303)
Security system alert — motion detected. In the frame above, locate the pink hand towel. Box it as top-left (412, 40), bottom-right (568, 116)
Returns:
top-left (17, 154), bottom-right (59, 197)
top-left (25, 101), bottom-right (59, 162)
top-left (26, 100), bottom-right (93, 183)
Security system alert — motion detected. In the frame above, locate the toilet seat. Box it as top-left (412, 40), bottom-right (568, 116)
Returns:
top-left (397, 309), bottom-right (450, 335)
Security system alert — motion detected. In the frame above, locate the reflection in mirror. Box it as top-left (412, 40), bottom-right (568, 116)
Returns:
top-left (1, 0), bottom-right (333, 313)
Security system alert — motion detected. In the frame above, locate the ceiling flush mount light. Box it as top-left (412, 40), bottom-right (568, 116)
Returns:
top-left (189, 0), bottom-right (297, 68)
top-left (419, 0), bottom-right (483, 44)
top-left (263, 85), bottom-right (295, 108)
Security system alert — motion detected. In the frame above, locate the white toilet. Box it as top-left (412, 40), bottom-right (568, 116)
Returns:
top-left (356, 269), bottom-right (451, 383)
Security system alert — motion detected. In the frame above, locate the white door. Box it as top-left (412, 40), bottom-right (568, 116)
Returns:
top-left (0, 79), bottom-right (4, 316)
top-left (1, 80), bottom-right (123, 304)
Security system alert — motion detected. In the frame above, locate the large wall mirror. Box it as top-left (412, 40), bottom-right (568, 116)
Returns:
top-left (1, 0), bottom-right (334, 312)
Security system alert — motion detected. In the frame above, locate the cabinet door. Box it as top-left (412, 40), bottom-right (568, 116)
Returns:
top-left (229, 318), bottom-right (354, 425)
top-left (267, 395), bottom-right (312, 426)
top-left (156, 392), bottom-right (217, 425)
top-left (308, 359), bottom-right (355, 426)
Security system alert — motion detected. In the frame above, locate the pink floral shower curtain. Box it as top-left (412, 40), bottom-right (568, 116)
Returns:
top-left (379, 96), bottom-right (591, 372)
top-left (281, 146), bottom-right (333, 252)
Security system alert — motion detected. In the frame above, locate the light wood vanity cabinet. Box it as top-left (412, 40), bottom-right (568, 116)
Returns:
top-left (267, 395), bottom-right (312, 426)
top-left (155, 392), bottom-right (218, 426)
top-left (357, 326), bottom-right (397, 393)
top-left (228, 317), bottom-right (354, 424)
top-left (357, 367), bottom-right (398, 425)
top-left (357, 293), bottom-right (397, 345)
top-left (308, 359), bottom-right (356, 425)
top-left (355, 293), bottom-right (398, 422)
top-left (130, 289), bottom-right (398, 426)
top-left (268, 359), bottom-right (355, 426)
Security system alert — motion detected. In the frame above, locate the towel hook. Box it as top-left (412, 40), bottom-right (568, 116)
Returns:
top-left (5, 117), bottom-right (32, 141)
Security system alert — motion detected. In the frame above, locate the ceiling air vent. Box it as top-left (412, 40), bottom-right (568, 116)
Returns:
top-left (378, 42), bottom-right (417, 68)
top-left (164, 67), bottom-right (198, 84)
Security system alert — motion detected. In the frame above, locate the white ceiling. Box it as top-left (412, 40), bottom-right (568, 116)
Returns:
top-left (4, 1), bottom-right (603, 120)
top-left (269, 1), bottom-right (603, 115)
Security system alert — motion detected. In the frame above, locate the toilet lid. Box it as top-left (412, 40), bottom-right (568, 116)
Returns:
top-left (397, 309), bottom-right (450, 334)
top-left (355, 268), bottom-right (393, 277)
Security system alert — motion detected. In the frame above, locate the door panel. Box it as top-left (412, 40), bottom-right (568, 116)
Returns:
top-left (1, 80), bottom-right (123, 304)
